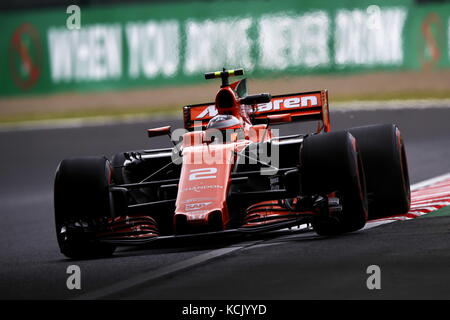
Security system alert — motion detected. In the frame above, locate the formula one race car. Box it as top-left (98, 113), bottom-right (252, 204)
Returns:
top-left (54, 68), bottom-right (411, 258)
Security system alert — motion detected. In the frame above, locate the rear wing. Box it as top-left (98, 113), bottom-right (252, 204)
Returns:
top-left (183, 90), bottom-right (330, 132)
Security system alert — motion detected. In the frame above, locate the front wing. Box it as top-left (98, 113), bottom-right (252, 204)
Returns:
top-left (96, 200), bottom-right (317, 246)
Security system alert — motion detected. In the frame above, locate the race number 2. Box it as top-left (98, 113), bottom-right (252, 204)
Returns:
top-left (189, 168), bottom-right (217, 181)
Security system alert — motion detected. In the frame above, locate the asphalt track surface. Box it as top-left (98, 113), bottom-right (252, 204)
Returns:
top-left (1, 107), bottom-right (450, 300)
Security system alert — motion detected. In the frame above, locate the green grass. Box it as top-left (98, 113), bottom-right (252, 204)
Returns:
top-left (0, 105), bottom-right (181, 125)
top-left (1, 90), bottom-right (450, 125)
top-left (419, 205), bottom-right (450, 218)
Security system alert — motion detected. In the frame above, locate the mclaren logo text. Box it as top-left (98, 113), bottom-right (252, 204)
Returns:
top-left (257, 96), bottom-right (318, 112)
top-left (194, 95), bottom-right (319, 119)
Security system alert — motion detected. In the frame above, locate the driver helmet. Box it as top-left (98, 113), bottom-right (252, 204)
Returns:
top-left (206, 114), bottom-right (242, 130)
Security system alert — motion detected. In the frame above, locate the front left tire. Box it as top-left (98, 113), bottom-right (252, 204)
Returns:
top-left (54, 157), bottom-right (116, 259)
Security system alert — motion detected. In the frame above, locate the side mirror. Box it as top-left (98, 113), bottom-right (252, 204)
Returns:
top-left (267, 113), bottom-right (292, 124)
top-left (147, 125), bottom-right (172, 138)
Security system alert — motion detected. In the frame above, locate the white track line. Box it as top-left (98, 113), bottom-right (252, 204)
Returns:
top-left (410, 173), bottom-right (450, 191)
top-left (333, 99), bottom-right (450, 111)
top-left (364, 172), bottom-right (450, 230)
top-left (73, 243), bottom-right (257, 300)
top-left (0, 113), bottom-right (181, 133)
top-left (73, 172), bottom-right (449, 299)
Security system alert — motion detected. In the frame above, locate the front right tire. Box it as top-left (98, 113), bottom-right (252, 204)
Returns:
top-left (301, 131), bottom-right (368, 236)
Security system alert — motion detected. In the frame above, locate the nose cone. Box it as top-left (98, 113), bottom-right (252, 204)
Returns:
top-left (174, 210), bottom-right (224, 234)
top-left (174, 142), bottom-right (235, 235)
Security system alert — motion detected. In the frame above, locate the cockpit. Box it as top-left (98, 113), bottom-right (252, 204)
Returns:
top-left (205, 115), bottom-right (244, 142)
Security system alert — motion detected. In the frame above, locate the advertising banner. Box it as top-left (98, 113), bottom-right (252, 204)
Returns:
top-left (1, 0), bottom-right (449, 97)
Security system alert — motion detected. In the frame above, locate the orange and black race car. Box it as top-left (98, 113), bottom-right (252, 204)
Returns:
top-left (54, 69), bottom-right (411, 258)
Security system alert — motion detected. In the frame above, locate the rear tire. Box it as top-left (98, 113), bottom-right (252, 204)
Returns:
top-left (347, 124), bottom-right (410, 219)
top-left (54, 157), bottom-right (116, 259)
top-left (301, 131), bottom-right (368, 235)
